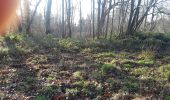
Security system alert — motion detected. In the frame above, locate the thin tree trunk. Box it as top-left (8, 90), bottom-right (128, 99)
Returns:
top-left (110, 0), bottom-right (115, 40)
top-left (62, 0), bottom-right (65, 38)
top-left (149, 0), bottom-right (157, 32)
top-left (97, 0), bottom-right (101, 39)
top-left (79, 0), bottom-right (82, 37)
top-left (67, 0), bottom-right (72, 38)
top-left (26, 0), bottom-right (41, 33)
top-left (90, 0), bottom-right (93, 37)
top-left (93, 0), bottom-right (95, 39)
top-left (45, 0), bottom-right (52, 34)
top-left (144, 0), bottom-right (149, 31)
top-left (126, 0), bottom-right (134, 35)
top-left (100, 0), bottom-right (107, 36)
top-left (105, 0), bottom-right (112, 38)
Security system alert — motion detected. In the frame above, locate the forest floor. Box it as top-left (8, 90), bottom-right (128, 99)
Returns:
top-left (1, 33), bottom-right (170, 100)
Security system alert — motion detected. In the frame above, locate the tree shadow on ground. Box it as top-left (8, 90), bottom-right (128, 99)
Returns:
top-left (0, 38), bottom-right (43, 99)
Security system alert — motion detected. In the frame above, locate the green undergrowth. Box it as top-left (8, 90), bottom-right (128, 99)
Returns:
top-left (1, 32), bottom-right (170, 55)
top-left (1, 32), bottom-right (170, 99)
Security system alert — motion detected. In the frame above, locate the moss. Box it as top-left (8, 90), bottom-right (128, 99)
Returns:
top-left (140, 77), bottom-right (158, 92)
top-left (73, 80), bottom-right (85, 88)
top-left (66, 88), bottom-right (79, 97)
top-left (165, 96), bottom-right (170, 100)
top-left (116, 52), bottom-right (130, 59)
top-left (123, 82), bottom-right (139, 93)
top-left (0, 47), bottom-right (9, 56)
top-left (72, 71), bottom-right (84, 80)
top-left (123, 64), bottom-right (132, 70)
top-left (137, 59), bottom-right (154, 66)
top-left (158, 64), bottom-right (170, 80)
top-left (38, 85), bottom-right (59, 99)
top-left (97, 52), bottom-right (116, 58)
top-left (91, 71), bottom-right (105, 80)
top-left (82, 48), bottom-right (93, 53)
top-left (110, 59), bottom-right (119, 64)
top-left (106, 78), bottom-right (121, 91)
top-left (0, 93), bottom-right (4, 100)
top-left (101, 63), bottom-right (117, 73)
top-left (35, 95), bottom-right (47, 100)
top-left (133, 67), bottom-right (149, 76)
top-left (138, 50), bottom-right (155, 60)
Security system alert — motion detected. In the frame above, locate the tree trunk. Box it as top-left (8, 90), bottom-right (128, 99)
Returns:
top-left (126, 0), bottom-right (155, 36)
top-left (100, 0), bottom-right (107, 36)
top-left (67, 0), bottom-right (72, 38)
top-left (110, 0), bottom-right (115, 40)
top-left (62, 0), bottom-right (65, 38)
top-left (26, 0), bottom-right (41, 33)
top-left (45, 0), bottom-right (52, 34)
top-left (149, 0), bottom-right (157, 32)
top-left (93, 0), bottom-right (95, 39)
top-left (97, 0), bottom-right (101, 38)
top-left (126, 0), bottom-right (135, 35)
top-left (105, 0), bottom-right (112, 38)
top-left (80, 0), bottom-right (82, 38)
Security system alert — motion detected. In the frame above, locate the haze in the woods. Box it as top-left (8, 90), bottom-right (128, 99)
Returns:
top-left (1, 0), bottom-right (170, 99)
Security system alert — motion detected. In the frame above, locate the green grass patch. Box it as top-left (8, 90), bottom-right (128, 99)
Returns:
top-left (101, 63), bottom-right (117, 73)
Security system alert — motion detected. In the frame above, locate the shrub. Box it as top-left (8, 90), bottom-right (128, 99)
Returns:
top-left (135, 32), bottom-right (170, 43)
top-left (58, 38), bottom-right (80, 52)
top-left (8, 33), bottom-right (25, 42)
top-left (37, 34), bottom-right (59, 48)
top-left (152, 33), bottom-right (170, 43)
top-left (142, 38), bottom-right (163, 50)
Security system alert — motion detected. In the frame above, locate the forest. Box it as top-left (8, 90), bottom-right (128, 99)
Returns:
top-left (1, 0), bottom-right (170, 99)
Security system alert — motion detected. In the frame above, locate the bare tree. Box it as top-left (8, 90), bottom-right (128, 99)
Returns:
top-left (26, 0), bottom-right (42, 33)
top-left (97, 0), bottom-right (119, 38)
top-left (126, 0), bottom-right (157, 35)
